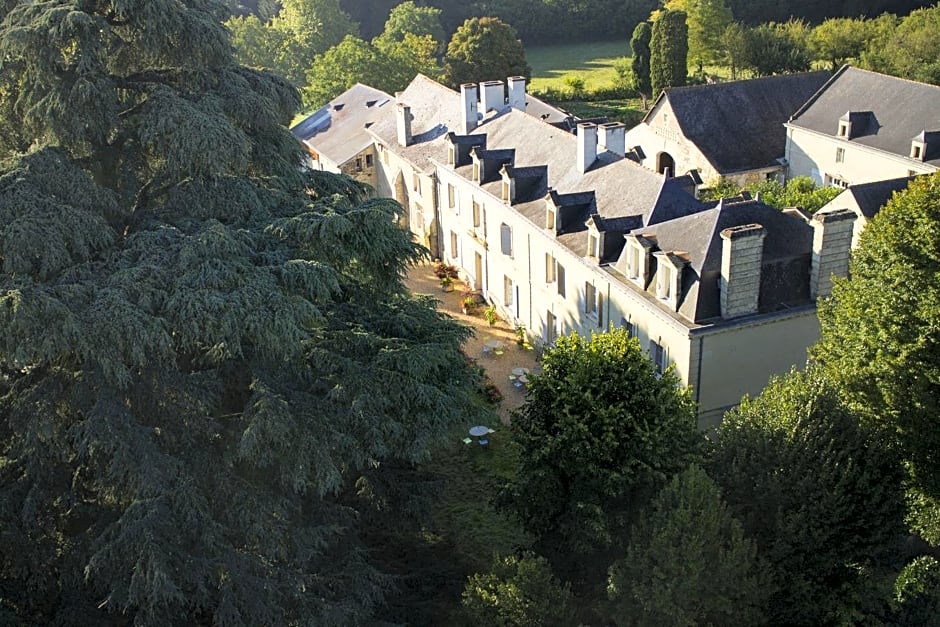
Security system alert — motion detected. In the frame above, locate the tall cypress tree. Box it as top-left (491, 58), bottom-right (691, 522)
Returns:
top-left (650, 9), bottom-right (689, 95)
top-left (630, 21), bottom-right (653, 107)
top-left (0, 1), bottom-right (478, 623)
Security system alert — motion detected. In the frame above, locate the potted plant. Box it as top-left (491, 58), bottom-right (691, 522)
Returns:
top-left (515, 324), bottom-right (527, 347)
top-left (440, 275), bottom-right (454, 292)
top-left (461, 295), bottom-right (478, 314)
top-left (483, 304), bottom-right (498, 326)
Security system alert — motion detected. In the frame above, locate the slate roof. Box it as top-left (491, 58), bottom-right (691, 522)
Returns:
top-left (788, 66), bottom-right (940, 167)
top-left (818, 175), bottom-right (916, 220)
top-left (616, 199), bottom-right (814, 322)
top-left (651, 71), bottom-right (830, 174)
top-left (290, 84), bottom-right (392, 166)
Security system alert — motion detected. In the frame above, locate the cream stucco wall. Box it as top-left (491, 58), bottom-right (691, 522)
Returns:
top-left (374, 142), bottom-right (440, 257)
top-left (785, 126), bottom-right (937, 187)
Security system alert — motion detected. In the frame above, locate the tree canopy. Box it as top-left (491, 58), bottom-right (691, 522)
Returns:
top-left (629, 21), bottom-right (653, 106)
top-left (664, 0), bottom-right (734, 71)
top-left (0, 0), bottom-right (479, 623)
top-left (607, 465), bottom-right (770, 626)
top-left (442, 17), bottom-right (531, 88)
top-left (707, 370), bottom-right (906, 625)
top-left (650, 9), bottom-right (689, 94)
top-left (503, 328), bottom-right (699, 587)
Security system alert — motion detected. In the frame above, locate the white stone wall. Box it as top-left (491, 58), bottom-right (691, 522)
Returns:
top-left (785, 126), bottom-right (937, 186)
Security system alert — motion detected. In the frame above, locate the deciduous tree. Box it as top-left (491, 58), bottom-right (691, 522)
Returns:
top-left (708, 370), bottom-right (906, 625)
top-left (504, 328), bottom-right (699, 586)
top-left (0, 1), bottom-right (478, 623)
top-left (664, 0), bottom-right (734, 71)
top-left (607, 465), bottom-right (770, 626)
top-left (442, 17), bottom-right (531, 88)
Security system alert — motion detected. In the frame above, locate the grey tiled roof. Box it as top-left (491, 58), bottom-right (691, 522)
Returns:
top-left (656, 71), bottom-right (830, 173)
top-left (291, 84), bottom-right (392, 166)
top-left (789, 66), bottom-right (940, 167)
top-left (818, 175), bottom-right (917, 220)
top-left (629, 199), bottom-right (814, 322)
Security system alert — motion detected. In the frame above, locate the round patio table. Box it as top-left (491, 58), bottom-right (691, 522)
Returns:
top-left (511, 367), bottom-right (529, 376)
top-left (469, 426), bottom-right (490, 437)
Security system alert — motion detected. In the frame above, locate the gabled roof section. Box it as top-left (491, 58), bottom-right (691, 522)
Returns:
top-left (291, 83), bottom-right (392, 166)
top-left (818, 175), bottom-right (917, 220)
top-left (659, 71), bottom-right (830, 173)
top-left (789, 66), bottom-right (940, 167)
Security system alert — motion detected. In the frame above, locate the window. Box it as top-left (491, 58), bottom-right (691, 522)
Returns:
top-left (546, 208), bottom-right (556, 230)
top-left (657, 265), bottom-right (673, 301)
top-left (502, 180), bottom-right (511, 202)
top-left (380, 145), bottom-right (389, 164)
top-left (585, 282), bottom-right (596, 315)
top-left (413, 173), bottom-right (421, 194)
top-left (448, 145), bottom-right (455, 166)
top-left (365, 154), bottom-right (373, 167)
top-left (545, 253), bottom-right (556, 283)
top-left (597, 291), bottom-right (605, 328)
top-left (837, 121), bottom-right (849, 137)
top-left (447, 183), bottom-right (455, 208)
top-left (504, 275), bottom-right (514, 306)
top-left (588, 233), bottom-right (599, 258)
top-left (913, 145), bottom-right (923, 160)
top-left (556, 264), bottom-right (566, 298)
top-left (909, 169), bottom-right (918, 176)
top-left (450, 231), bottom-right (458, 259)
top-left (472, 200), bottom-right (481, 228)
top-left (835, 147), bottom-right (845, 163)
top-left (650, 339), bottom-right (667, 375)
top-left (621, 317), bottom-right (637, 338)
top-left (825, 174), bottom-right (848, 189)
top-left (472, 162), bottom-right (480, 182)
top-left (500, 223), bottom-right (513, 257)
top-left (546, 311), bottom-right (557, 345)
top-left (627, 245), bottom-right (640, 280)
top-left (355, 157), bottom-right (363, 171)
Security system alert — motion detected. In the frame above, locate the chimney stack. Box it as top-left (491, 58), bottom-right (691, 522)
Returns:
top-left (481, 80), bottom-right (504, 113)
top-left (598, 122), bottom-right (626, 157)
top-left (461, 83), bottom-right (478, 134)
top-left (720, 223), bottom-right (766, 318)
top-left (396, 102), bottom-right (412, 147)
top-left (577, 122), bottom-right (598, 174)
top-left (507, 76), bottom-right (526, 111)
top-left (810, 209), bottom-right (856, 299)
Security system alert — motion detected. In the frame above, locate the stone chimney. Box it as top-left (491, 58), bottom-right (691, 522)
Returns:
top-left (481, 80), bottom-right (504, 113)
top-left (461, 83), bottom-right (478, 134)
top-left (577, 122), bottom-right (597, 174)
top-left (720, 223), bottom-right (766, 318)
top-left (396, 102), bottom-right (412, 147)
top-left (810, 209), bottom-right (856, 299)
top-left (598, 122), bottom-right (626, 157)
top-left (507, 76), bottom-right (526, 111)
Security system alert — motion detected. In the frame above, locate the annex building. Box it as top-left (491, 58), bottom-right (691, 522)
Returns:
top-left (294, 73), bottom-right (880, 425)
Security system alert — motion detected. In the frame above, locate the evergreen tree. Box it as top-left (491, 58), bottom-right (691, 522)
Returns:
top-left (629, 21), bottom-right (653, 108)
top-left (650, 9), bottom-right (689, 95)
top-left (0, 1), bottom-right (478, 623)
top-left (442, 17), bottom-right (531, 88)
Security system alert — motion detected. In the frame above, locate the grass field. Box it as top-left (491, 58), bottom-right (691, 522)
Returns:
top-left (527, 39), bottom-right (631, 92)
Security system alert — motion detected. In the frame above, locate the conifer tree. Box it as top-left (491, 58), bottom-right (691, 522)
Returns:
top-left (0, 1), bottom-right (477, 623)
top-left (650, 9), bottom-right (689, 95)
top-left (629, 21), bottom-right (653, 108)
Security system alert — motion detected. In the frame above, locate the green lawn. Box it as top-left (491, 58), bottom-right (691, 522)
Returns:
top-left (527, 39), bottom-right (631, 92)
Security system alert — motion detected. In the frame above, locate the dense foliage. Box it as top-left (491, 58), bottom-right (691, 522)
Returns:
top-left (629, 21), bottom-right (653, 105)
top-left (0, 0), bottom-right (480, 623)
top-left (607, 465), bottom-right (770, 626)
top-left (702, 176), bottom-right (842, 212)
top-left (665, 0), bottom-right (734, 71)
top-left (708, 370), bottom-right (906, 625)
top-left (442, 17), bottom-right (530, 88)
top-left (504, 329), bottom-right (699, 589)
top-left (650, 9), bottom-right (689, 94)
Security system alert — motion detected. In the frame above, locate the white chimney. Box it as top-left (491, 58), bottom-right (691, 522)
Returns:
top-left (507, 76), bottom-right (526, 111)
top-left (810, 208), bottom-right (856, 299)
top-left (577, 122), bottom-right (598, 174)
top-left (396, 102), bottom-right (412, 147)
top-left (461, 83), bottom-right (478, 134)
top-left (598, 122), bottom-right (626, 157)
top-left (481, 80), bottom-right (504, 113)
top-left (720, 224), bottom-right (766, 318)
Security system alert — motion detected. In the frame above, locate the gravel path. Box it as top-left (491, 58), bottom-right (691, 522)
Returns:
top-left (406, 261), bottom-right (539, 425)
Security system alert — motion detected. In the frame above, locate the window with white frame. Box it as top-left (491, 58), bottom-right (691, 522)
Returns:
top-left (447, 183), bottom-right (455, 208)
top-left (585, 282), bottom-right (597, 315)
top-left (447, 145), bottom-right (455, 165)
top-left (502, 180), bottom-right (510, 202)
top-left (413, 172), bottom-right (421, 193)
top-left (825, 174), bottom-right (849, 189)
top-left (556, 263), bottom-right (566, 297)
top-left (657, 264), bottom-right (673, 301)
top-left (597, 291), bottom-right (605, 328)
top-left (450, 231), bottom-right (458, 259)
top-left (621, 317), bottom-right (637, 338)
top-left (504, 275), bottom-right (514, 306)
top-left (627, 244), bottom-right (640, 280)
top-left (835, 147), bottom-right (845, 163)
top-left (546, 311), bottom-right (557, 345)
top-left (545, 253), bottom-right (556, 283)
top-left (500, 223), bottom-right (513, 257)
top-left (588, 233), bottom-right (599, 259)
top-left (472, 200), bottom-right (481, 228)
top-left (546, 207), bottom-right (556, 230)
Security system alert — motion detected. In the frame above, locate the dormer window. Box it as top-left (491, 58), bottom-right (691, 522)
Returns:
top-left (913, 144), bottom-right (923, 160)
top-left (657, 264), bottom-right (673, 300)
top-left (653, 251), bottom-right (686, 310)
top-left (472, 161), bottom-right (480, 181)
top-left (588, 233), bottom-right (599, 259)
top-left (546, 207), bottom-right (556, 230)
top-left (502, 180), bottom-right (510, 202)
top-left (448, 145), bottom-right (455, 166)
top-left (837, 121), bottom-right (849, 137)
